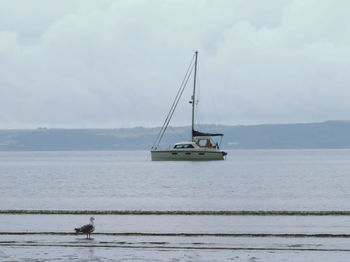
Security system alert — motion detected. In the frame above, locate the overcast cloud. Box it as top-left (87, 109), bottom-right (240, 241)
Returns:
top-left (0, 0), bottom-right (349, 128)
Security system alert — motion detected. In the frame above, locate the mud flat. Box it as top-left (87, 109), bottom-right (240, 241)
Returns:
top-left (1, 214), bottom-right (350, 261)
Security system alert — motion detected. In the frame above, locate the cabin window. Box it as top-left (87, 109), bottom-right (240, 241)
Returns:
top-left (172, 152), bottom-right (178, 155)
top-left (185, 152), bottom-right (191, 155)
top-left (199, 152), bottom-right (205, 155)
top-left (174, 144), bottom-right (194, 149)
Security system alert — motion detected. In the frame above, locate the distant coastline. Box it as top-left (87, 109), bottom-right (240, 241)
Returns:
top-left (1, 120), bottom-right (350, 151)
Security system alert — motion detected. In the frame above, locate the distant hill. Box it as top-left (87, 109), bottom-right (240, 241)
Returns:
top-left (1, 121), bottom-right (350, 150)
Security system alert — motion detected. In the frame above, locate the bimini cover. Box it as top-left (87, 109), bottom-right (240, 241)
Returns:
top-left (192, 129), bottom-right (224, 137)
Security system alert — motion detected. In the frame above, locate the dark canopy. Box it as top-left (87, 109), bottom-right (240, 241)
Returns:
top-left (192, 130), bottom-right (224, 137)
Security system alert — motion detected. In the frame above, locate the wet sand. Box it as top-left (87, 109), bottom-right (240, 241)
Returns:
top-left (2, 214), bottom-right (350, 261)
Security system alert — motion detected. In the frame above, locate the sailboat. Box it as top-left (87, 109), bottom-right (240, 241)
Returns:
top-left (151, 51), bottom-right (227, 161)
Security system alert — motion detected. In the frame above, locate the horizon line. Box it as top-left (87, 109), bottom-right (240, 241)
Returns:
top-left (0, 120), bottom-right (348, 131)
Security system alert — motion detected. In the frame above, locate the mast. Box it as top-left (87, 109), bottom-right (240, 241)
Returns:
top-left (191, 51), bottom-right (198, 142)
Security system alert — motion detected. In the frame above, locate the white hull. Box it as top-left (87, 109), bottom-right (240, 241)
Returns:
top-left (151, 149), bottom-right (226, 161)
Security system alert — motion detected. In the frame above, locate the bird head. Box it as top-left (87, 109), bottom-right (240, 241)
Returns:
top-left (90, 217), bottom-right (95, 223)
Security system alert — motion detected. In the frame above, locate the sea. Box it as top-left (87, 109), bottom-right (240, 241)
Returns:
top-left (1, 149), bottom-right (350, 261)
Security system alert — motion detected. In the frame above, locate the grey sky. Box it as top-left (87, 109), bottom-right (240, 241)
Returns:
top-left (0, 0), bottom-right (349, 128)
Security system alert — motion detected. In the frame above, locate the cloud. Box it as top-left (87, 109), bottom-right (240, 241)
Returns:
top-left (0, 0), bottom-right (349, 128)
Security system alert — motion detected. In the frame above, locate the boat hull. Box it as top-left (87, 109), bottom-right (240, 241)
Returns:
top-left (151, 149), bottom-right (226, 161)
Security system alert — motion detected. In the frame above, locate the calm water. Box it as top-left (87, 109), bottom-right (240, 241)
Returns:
top-left (1, 149), bottom-right (350, 211)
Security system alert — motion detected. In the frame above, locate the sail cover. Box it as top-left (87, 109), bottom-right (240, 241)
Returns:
top-left (192, 130), bottom-right (223, 137)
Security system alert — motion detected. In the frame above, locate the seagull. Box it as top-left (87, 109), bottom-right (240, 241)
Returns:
top-left (74, 217), bottom-right (95, 239)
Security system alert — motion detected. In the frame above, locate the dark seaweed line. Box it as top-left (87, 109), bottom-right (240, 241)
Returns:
top-left (0, 243), bottom-right (349, 252)
top-left (2, 232), bottom-right (350, 238)
top-left (1, 210), bottom-right (350, 216)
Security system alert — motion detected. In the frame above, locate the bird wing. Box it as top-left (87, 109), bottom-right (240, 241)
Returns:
top-left (78, 223), bottom-right (94, 233)
top-left (80, 224), bottom-right (95, 233)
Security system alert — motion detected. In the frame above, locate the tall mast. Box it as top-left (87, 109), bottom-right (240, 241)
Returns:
top-left (191, 51), bottom-right (198, 142)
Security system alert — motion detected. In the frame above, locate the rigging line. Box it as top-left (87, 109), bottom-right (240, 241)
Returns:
top-left (155, 63), bottom-right (195, 147)
top-left (152, 54), bottom-right (195, 148)
top-left (195, 71), bottom-right (201, 131)
top-left (155, 64), bottom-right (194, 148)
top-left (152, 67), bottom-right (192, 147)
top-left (152, 54), bottom-right (196, 148)
top-left (153, 59), bottom-right (195, 148)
